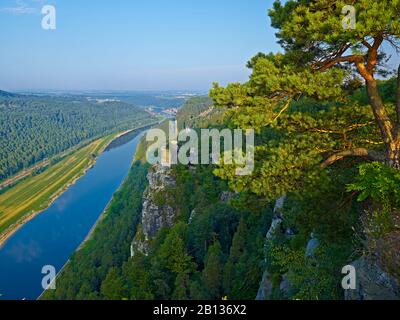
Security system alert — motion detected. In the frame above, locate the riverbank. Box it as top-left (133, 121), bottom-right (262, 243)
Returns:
top-left (77, 130), bottom-right (148, 251)
top-left (0, 133), bottom-right (122, 192)
top-left (37, 131), bottom-right (148, 300)
top-left (0, 127), bottom-right (149, 248)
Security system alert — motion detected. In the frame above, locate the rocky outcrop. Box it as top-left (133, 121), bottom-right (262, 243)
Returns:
top-left (345, 257), bottom-right (400, 300)
top-left (132, 164), bottom-right (177, 256)
top-left (257, 196), bottom-right (290, 300)
top-left (266, 217), bottom-right (283, 240)
top-left (220, 191), bottom-right (236, 203)
top-left (265, 195), bottom-right (286, 240)
top-left (256, 270), bottom-right (274, 300)
top-left (305, 233), bottom-right (320, 258)
top-left (188, 209), bottom-right (196, 224)
top-left (279, 274), bottom-right (292, 298)
top-left (344, 204), bottom-right (400, 300)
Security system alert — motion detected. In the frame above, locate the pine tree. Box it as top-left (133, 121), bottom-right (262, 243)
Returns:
top-left (211, 0), bottom-right (400, 199)
top-left (100, 267), bottom-right (125, 300)
top-left (202, 241), bottom-right (224, 299)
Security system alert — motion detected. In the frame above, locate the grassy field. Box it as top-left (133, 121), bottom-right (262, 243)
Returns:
top-left (0, 134), bottom-right (117, 244)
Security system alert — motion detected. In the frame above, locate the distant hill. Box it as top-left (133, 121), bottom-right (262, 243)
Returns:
top-left (0, 95), bottom-right (157, 181)
top-left (176, 96), bottom-right (225, 129)
top-left (0, 90), bottom-right (17, 98)
top-left (135, 96), bottom-right (225, 163)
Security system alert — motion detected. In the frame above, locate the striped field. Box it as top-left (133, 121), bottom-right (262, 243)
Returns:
top-left (0, 134), bottom-right (116, 244)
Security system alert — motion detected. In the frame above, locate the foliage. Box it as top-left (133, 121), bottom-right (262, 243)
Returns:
top-left (0, 135), bottom-right (113, 235)
top-left (269, 244), bottom-right (342, 300)
top-left (210, 0), bottom-right (400, 200)
top-left (348, 162), bottom-right (400, 206)
top-left (347, 162), bottom-right (400, 238)
top-left (0, 94), bottom-right (155, 181)
top-left (38, 1), bottom-right (400, 301)
top-left (41, 162), bottom-right (149, 300)
top-left (130, 163), bottom-right (271, 300)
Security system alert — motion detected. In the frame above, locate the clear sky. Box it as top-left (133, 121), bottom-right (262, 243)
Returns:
top-left (0, 0), bottom-right (281, 91)
top-left (0, 1), bottom-right (398, 92)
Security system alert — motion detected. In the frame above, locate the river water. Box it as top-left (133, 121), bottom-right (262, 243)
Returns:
top-left (0, 131), bottom-right (144, 300)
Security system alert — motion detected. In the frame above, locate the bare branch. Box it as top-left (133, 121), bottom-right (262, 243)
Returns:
top-left (362, 39), bottom-right (373, 50)
top-left (366, 36), bottom-right (383, 74)
top-left (321, 148), bottom-right (384, 168)
top-left (272, 98), bottom-right (292, 123)
top-left (315, 55), bottom-right (364, 72)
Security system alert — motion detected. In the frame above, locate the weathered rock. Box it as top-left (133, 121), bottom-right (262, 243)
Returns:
top-left (133, 164), bottom-right (177, 255)
top-left (279, 274), bottom-right (292, 298)
top-left (256, 271), bottom-right (273, 300)
top-left (141, 198), bottom-right (175, 239)
top-left (265, 195), bottom-right (287, 240)
top-left (345, 257), bottom-right (400, 300)
top-left (220, 191), bottom-right (235, 203)
top-left (188, 209), bottom-right (196, 224)
top-left (257, 196), bottom-right (288, 299)
top-left (305, 234), bottom-right (320, 258)
top-left (274, 195), bottom-right (287, 214)
top-left (266, 216), bottom-right (283, 240)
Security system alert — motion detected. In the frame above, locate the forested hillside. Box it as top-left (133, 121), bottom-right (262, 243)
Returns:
top-left (0, 93), bottom-right (156, 181)
top-left (43, 0), bottom-right (400, 301)
top-left (42, 73), bottom-right (400, 300)
top-left (41, 162), bottom-right (149, 300)
top-left (208, 0), bottom-right (400, 300)
top-left (42, 157), bottom-right (271, 300)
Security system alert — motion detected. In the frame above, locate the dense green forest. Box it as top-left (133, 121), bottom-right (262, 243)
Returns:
top-left (43, 76), bottom-right (399, 300)
top-left (208, 0), bottom-right (400, 299)
top-left (134, 96), bottom-right (225, 163)
top-left (44, 0), bottom-right (400, 300)
top-left (0, 93), bottom-right (156, 181)
top-left (118, 165), bottom-right (270, 300)
top-left (42, 160), bottom-right (271, 300)
top-left (41, 162), bottom-right (149, 300)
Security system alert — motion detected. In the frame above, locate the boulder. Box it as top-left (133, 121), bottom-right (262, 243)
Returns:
top-left (345, 257), bottom-right (400, 300)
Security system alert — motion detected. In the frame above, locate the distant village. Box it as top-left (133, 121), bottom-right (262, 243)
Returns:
top-left (145, 107), bottom-right (178, 118)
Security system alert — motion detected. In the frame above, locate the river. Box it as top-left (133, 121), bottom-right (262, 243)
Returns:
top-left (0, 130), bottom-right (145, 300)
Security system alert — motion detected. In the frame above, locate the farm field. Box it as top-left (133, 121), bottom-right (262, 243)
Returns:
top-left (0, 133), bottom-right (116, 245)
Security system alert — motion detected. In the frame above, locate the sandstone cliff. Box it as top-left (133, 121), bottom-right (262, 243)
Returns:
top-left (132, 164), bottom-right (177, 256)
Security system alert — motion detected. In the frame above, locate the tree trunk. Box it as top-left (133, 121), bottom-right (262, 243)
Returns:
top-left (396, 65), bottom-right (400, 124)
top-left (365, 79), bottom-right (400, 169)
top-left (366, 80), bottom-right (393, 145)
top-left (388, 141), bottom-right (400, 170)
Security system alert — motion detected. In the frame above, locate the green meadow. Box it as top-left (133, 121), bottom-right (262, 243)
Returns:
top-left (0, 134), bottom-right (115, 242)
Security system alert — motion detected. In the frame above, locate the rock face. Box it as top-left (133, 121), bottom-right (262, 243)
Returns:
top-left (256, 271), bottom-right (274, 300)
top-left (220, 191), bottom-right (235, 203)
top-left (345, 257), bottom-right (400, 300)
top-left (256, 196), bottom-right (289, 300)
top-left (133, 164), bottom-right (176, 255)
top-left (305, 234), bottom-right (320, 258)
top-left (188, 209), bottom-right (196, 225)
top-left (265, 195), bottom-right (286, 240)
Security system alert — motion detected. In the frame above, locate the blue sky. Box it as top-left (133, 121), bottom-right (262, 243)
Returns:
top-left (0, 0), bottom-right (280, 91)
top-left (0, 1), bottom-right (398, 91)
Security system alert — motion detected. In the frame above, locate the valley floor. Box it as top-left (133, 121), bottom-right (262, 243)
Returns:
top-left (0, 132), bottom-right (125, 247)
